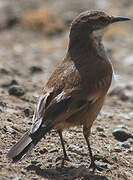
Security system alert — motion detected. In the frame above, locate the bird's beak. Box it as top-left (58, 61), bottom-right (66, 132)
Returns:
top-left (111, 16), bottom-right (130, 23)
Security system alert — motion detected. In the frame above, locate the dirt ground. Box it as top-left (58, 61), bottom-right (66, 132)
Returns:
top-left (0, 0), bottom-right (133, 180)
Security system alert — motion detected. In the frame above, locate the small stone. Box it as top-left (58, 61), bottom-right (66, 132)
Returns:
top-left (31, 161), bottom-right (38, 164)
top-left (7, 118), bottom-right (12, 122)
top-left (96, 126), bottom-right (104, 132)
top-left (112, 128), bottom-right (132, 142)
top-left (121, 142), bottom-right (131, 149)
top-left (98, 132), bottom-right (106, 137)
top-left (49, 148), bottom-right (58, 153)
top-left (0, 101), bottom-right (7, 107)
top-left (114, 146), bottom-right (122, 152)
top-left (24, 108), bottom-right (30, 117)
top-left (96, 162), bottom-right (108, 171)
top-left (8, 85), bottom-right (25, 96)
top-left (75, 160), bottom-right (82, 164)
top-left (30, 65), bottom-right (43, 74)
top-left (119, 91), bottom-right (129, 101)
top-left (68, 144), bottom-right (81, 152)
top-left (39, 148), bottom-right (48, 154)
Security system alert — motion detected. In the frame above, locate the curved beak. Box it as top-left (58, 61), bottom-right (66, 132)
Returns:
top-left (111, 16), bottom-right (130, 23)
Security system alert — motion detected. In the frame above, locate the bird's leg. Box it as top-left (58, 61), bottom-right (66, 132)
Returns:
top-left (58, 130), bottom-right (70, 167)
top-left (83, 126), bottom-right (103, 172)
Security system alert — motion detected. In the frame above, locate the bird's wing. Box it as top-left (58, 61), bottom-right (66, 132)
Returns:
top-left (30, 88), bottom-right (91, 135)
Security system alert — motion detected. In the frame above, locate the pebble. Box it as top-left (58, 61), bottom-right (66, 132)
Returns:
top-left (114, 146), bottom-right (122, 152)
top-left (68, 144), bottom-right (82, 153)
top-left (98, 132), bottom-right (106, 137)
top-left (39, 148), bottom-right (48, 154)
top-left (121, 142), bottom-right (131, 149)
top-left (95, 162), bottom-right (108, 171)
top-left (30, 65), bottom-right (43, 74)
top-left (49, 148), bottom-right (58, 153)
top-left (8, 85), bottom-right (25, 96)
top-left (7, 118), bottom-right (12, 122)
top-left (115, 141), bottom-right (131, 152)
top-left (24, 108), bottom-right (30, 117)
top-left (0, 101), bottom-right (7, 107)
top-left (96, 126), bottom-right (104, 132)
top-left (112, 128), bottom-right (132, 142)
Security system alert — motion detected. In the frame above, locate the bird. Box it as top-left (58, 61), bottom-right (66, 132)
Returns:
top-left (7, 10), bottom-right (130, 171)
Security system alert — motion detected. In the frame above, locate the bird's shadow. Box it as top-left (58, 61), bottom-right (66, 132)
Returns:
top-left (26, 164), bottom-right (108, 180)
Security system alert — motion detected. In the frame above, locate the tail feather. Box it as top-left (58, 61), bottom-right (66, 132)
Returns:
top-left (7, 131), bottom-right (34, 162)
top-left (7, 126), bottom-right (52, 163)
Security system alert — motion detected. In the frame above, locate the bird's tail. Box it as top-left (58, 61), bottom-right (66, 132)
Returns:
top-left (7, 126), bottom-right (51, 163)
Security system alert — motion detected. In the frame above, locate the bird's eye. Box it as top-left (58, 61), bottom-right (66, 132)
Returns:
top-left (99, 17), bottom-right (107, 23)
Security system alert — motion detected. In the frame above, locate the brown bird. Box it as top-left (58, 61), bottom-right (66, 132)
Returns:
top-left (7, 11), bottom-right (130, 171)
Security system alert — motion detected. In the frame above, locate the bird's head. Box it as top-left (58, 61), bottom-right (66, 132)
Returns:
top-left (70, 11), bottom-right (130, 38)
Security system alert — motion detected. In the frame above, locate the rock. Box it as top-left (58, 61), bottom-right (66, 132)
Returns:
top-left (98, 132), bottom-right (106, 138)
top-left (0, 101), bottom-right (7, 107)
top-left (121, 142), bottom-right (131, 149)
top-left (68, 144), bottom-right (81, 152)
top-left (96, 126), bottom-right (104, 132)
top-left (39, 148), bottom-right (48, 154)
top-left (30, 65), bottom-right (43, 74)
top-left (24, 108), bottom-right (30, 117)
top-left (112, 128), bottom-right (132, 142)
top-left (115, 141), bottom-right (131, 151)
top-left (114, 146), bottom-right (122, 152)
top-left (119, 92), bottom-right (129, 101)
top-left (49, 148), bottom-right (58, 153)
top-left (95, 162), bottom-right (108, 171)
top-left (8, 85), bottom-right (25, 96)
top-left (7, 118), bottom-right (12, 122)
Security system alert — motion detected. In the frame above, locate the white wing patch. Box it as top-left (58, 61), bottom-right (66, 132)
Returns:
top-left (30, 91), bottom-right (53, 134)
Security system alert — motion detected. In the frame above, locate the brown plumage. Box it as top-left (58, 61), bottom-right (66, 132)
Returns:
top-left (7, 10), bottom-right (130, 171)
